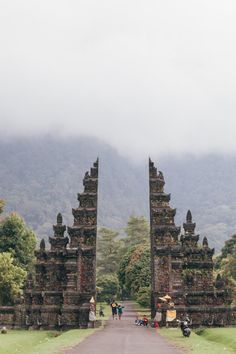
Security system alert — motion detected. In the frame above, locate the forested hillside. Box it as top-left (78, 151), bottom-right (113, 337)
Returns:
top-left (1, 136), bottom-right (236, 252)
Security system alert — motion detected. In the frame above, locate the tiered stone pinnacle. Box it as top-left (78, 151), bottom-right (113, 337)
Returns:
top-left (67, 159), bottom-right (98, 298)
top-left (24, 159), bottom-right (99, 330)
top-left (149, 158), bottom-right (180, 245)
top-left (180, 210), bottom-right (199, 247)
top-left (68, 159), bottom-right (98, 249)
top-left (149, 158), bottom-right (234, 326)
top-left (149, 158), bottom-right (181, 317)
top-left (180, 210), bottom-right (215, 294)
top-left (49, 213), bottom-right (68, 251)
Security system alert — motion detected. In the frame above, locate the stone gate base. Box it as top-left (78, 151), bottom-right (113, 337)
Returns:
top-left (160, 306), bottom-right (236, 328)
top-left (0, 304), bottom-right (91, 330)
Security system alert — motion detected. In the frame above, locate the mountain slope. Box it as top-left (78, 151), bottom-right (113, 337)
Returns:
top-left (1, 136), bottom-right (236, 252)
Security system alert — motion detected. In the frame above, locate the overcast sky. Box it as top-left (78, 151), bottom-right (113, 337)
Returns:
top-left (1, 0), bottom-right (236, 158)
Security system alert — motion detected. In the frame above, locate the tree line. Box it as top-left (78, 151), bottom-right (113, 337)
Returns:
top-left (0, 197), bottom-right (235, 307)
top-left (0, 200), bottom-right (36, 305)
top-left (215, 234), bottom-right (236, 302)
top-left (96, 215), bottom-right (151, 306)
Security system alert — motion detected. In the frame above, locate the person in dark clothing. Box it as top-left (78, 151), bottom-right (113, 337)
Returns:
top-left (111, 300), bottom-right (118, 320)
top-left (117, 304), bottom-right (124, 320)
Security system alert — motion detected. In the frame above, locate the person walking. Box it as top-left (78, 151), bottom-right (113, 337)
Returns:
top-left (111, 300), bottom-right (118, 320)
top-left (117, 304), bottom-right (123, 320)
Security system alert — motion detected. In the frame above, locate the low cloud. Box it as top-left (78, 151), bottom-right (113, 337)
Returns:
top-left (1, 0), bottom-right (236, 159)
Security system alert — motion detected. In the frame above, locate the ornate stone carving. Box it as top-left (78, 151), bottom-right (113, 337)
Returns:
top-left (22, 160), bottom-right (99, 329)
top-left (40, 239), bottom-right (45, 251)
top-left (149, 159), bottom-right (235, 325)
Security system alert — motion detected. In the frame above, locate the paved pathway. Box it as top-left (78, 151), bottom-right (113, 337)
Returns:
top-left (66, 302), bottom-right (184, 354)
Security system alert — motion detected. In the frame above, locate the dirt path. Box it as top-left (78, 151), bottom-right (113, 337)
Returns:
top-left (65, 301), bottom-right (184, 354)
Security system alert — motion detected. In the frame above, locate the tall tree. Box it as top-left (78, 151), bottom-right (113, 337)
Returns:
top-left (96, 274), bottom-right (120, 301)
top-left (0, 253), bottom-right (26, 305)
top-left (118, 243), bottom-right (151, 300)
top-left (0, 213), bottom-right (36, 271)
top-left (96, 227), bottom-right (122, 300)
top-left (125, 244), bottom-right (151, 295)
top-left (124, 216), bottom-right (149, 248)
top-left (97, 227), bottom-right (123, 274)
top-left (214, 233), bottom-right (236, 303)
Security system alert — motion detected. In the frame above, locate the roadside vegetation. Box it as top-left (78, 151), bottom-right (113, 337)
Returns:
top-left (0, 202), bottom-right (36, 305)
top-left (0, 302), bottom-right (110, 354)
top-left (215, 233), bottom-right (236, 302)
top-left (159, 327), bottom-right (236, 354)
top-left (0, 329), bottom-right (96, 354)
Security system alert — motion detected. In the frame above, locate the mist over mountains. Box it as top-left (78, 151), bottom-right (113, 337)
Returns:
top-left (1, 136), bottom-right (236, 253)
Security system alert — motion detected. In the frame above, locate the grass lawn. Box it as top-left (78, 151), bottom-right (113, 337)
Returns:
top-left (0, 329), bottom-right (97, 354)
top-left (0, 302), bottom-right (111, 354)
top-left (133, 302), bottom-right (236, 353)
top-left (159, 327), bottom-right (236, 354)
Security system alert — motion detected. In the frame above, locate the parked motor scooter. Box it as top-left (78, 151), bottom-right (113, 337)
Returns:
top-left (177, 317), bottom-right (191, 337)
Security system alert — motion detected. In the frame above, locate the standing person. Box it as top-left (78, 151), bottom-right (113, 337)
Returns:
top-left (117, 304), bottom-right (123, 320)
top-left (153, 304), bottom-right (162, 328)
top-left (111, 300), bottom-right (118, 320)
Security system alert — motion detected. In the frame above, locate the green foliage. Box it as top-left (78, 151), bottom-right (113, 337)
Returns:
top-left (214, 233), bottom-right (236, 302)
top-left (96, 227), bottom-right (123, 300)
top-left (136, 286), bottom-right (151, 307)
top-left (0, 329), bottom-right (97, 354)
top-left (221, 249), bottom-right (236, 280)
top-left (97, 217), bottom-right (150, 301)
top-left (96, 273), bottom-right (120, 301)
top-left (97, 227), bottom-right (123, 274)
top-left (118, 243), bottom-right (151, 299)
top-left (215, 234), bottom-right (236, 268)
top-left (0, 253), bottom-right (26, 305)
top-left (220, 248), bottom-right (236, 302)
top-left (196, 328), bottom-right (236, 353)
top-left (0, 213), bottom-right (36, 271)
top-left (118, 252), bottom-right (130, 291)
top-left (124, 216), bottom-right (149, 248)
top-left (118, 216), bottom-right (151, 301)
top-left (160, 327), bottom-right (236, 354)
top-left (126, 244), bottom-right (151, 295)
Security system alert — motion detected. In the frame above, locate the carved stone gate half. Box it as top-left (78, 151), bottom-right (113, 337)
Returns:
top-left (149, 158), bottom-right (236, 326)
top-left (23, 160), bottom-right (99, 329)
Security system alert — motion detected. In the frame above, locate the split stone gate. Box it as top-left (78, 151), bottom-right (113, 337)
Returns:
top-left (0, 159), bottom-right (236, 328)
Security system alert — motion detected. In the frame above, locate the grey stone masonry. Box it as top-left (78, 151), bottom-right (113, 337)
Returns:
top-left (149, 158), bottom-right (236, 326)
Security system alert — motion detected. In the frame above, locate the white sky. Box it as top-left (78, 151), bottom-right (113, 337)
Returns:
top-left (1, 0), bottom-right (236, 158)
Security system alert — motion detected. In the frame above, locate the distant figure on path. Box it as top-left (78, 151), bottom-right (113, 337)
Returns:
top-left (99, 305), bottom-right (105, 317)
top-left (117, 304), bottom-right (124, 320)
top-left (111, 300), bottom-right (118, 320)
